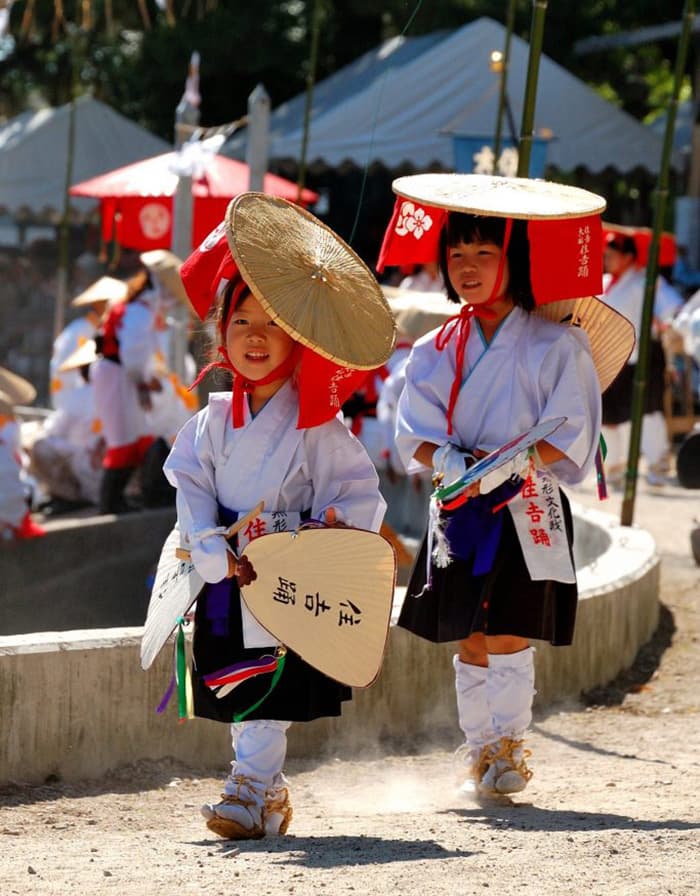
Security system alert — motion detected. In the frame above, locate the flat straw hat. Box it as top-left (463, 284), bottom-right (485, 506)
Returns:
top-left (392, 173), bottom-right (606, 219)
top-left (225, 193), bottom-right (396, 369)
top-left (58, 338), bottom-right (98, 373)
top-left (140, 249), bottom-right (191, 307)
top-left (387, 174), bottom-right (631, 391)
top-left (0, 365), bottom-right (36, 415)
top-left (71, 276), bottom-right (128, 308)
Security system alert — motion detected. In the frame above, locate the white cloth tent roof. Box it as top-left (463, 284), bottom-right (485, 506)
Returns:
top-left (0, 95), bottom-right (170, 217)
top-left (224, 17), bottom-right (677, 175)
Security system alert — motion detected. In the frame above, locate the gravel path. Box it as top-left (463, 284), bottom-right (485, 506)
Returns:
top-left (2, 477), bottom-right (699, 895)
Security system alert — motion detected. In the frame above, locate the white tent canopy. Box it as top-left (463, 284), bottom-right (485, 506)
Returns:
top-left (0, 95), bottom-right (170, 217)
top-left (225, 17), bottom-right (676, 175)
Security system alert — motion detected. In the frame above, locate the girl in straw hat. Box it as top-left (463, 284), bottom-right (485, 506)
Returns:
top-left (378, 173), bottom-right (629, 797)
top-left (162, 194), bottom-right (395, 840)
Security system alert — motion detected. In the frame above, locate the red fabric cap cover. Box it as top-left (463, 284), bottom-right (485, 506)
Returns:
top-left (180, 221), bottom-right (240, 320)
top-left (377, 197), bottom-right (604, 302)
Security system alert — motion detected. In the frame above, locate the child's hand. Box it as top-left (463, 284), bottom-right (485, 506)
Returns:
top-left (226, 552), bottom-right (257, 586)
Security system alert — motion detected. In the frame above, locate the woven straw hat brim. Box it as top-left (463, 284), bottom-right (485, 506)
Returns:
top-left (535, 296), bottom-right (635, 393)
top-left (392, 174), bottom-right (606, 220)
top-left (71, 276), bottom-right (128, 307)
top-left (383, 286), bottom-right (456, 340)
top-left (0, 366), bottom-right (36, 408)
top-left (225, 193), bottom-right (397, 369)
top-left (140, 250), bottom-right (191, 308)
top-left (58, 339), bottom-right (98, 372)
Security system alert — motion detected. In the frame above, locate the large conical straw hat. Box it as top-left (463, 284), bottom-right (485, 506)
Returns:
top-left (0, 366), bottom-right (36, 415)
top-left (240, 527), bottom-right (396, 688)
top-left (140, 249), bottom-right (190, 307)
top-left (71, 276), bottom-right (128, 307)
top-left (392, 173), bottom-right (606, 219)
top-left (535, 296), bottom-right (635, 393)
top-left (225, 193), bottom-right (396, 369)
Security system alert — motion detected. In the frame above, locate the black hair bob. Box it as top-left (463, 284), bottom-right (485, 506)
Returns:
top-left (438, 213), bottom-right (535, 311)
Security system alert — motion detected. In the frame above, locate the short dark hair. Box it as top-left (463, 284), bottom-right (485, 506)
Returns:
top-left (438, 213), bottom-right (535, 311)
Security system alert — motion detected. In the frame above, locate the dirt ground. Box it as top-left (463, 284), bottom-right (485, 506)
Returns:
top-left (2, 474), bottom-right (699, 896)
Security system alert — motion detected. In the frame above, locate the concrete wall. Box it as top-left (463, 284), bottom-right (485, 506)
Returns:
top-left (0, 508), bottom-right (175, 635)
top-left (0, 502), bottom-right (659, 784)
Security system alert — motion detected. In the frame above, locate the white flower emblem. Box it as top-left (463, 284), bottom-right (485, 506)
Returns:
top-left (395, 201), bottom-right (433, 240)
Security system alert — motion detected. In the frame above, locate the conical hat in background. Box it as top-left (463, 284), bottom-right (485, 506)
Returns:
top-left (383, 286), bottom-right (454, 340)
top-left (0, 366), bottom-right (36, 415)
top-left (58, 338), bottom-right (98, 373)
top-left (71, 276), bottom-right (128, 307)
top-left (225, 193), bottom-right (396, 369)
top-left (140, 249), bottom-right (190, 308)
top-left (240, 527), bottom-right (396, 688)
top-left (392, 174), bottom-right (606, 220)
top-left (535, 296), bottom-right (635, 393)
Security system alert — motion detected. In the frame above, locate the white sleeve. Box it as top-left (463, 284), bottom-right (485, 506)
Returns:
top-left (395, 340), bottom-right (450, 474)
top-left (304, 419), bottom-right (386, 532)
top-left (119, 302), bottom-right (155, 383)
top-left (376, 361), bottom-right (406, 463)
top-left (536, 328), bottom-right (602, 485)
top-left (163, 407), bottom-right (229, 583)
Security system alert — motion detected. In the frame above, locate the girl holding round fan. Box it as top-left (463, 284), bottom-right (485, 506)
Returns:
top-left (162, 194), bottom-right (395, 839)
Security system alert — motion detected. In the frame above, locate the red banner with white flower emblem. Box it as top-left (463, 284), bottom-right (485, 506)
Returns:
top-left (377, 197), bottom-right (603, 304)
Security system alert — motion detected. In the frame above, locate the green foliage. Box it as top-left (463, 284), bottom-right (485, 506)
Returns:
top-left (0, 0), bottom-right (695, 138)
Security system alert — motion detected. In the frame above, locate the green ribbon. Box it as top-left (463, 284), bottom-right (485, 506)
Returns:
top-left (233, 653), bottom-right (287, 723)
top-left (598, 432), bottom-right (608, 461)
top-left (176, 618), bottom-right (188, 721)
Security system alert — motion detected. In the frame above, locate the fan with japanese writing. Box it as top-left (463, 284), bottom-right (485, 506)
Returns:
top-left (239, 527), bottom-right (396, 688)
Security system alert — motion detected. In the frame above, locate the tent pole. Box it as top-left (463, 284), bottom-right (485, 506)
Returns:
top-left (54, 96), bottom-right (77, 341)
top-left (493, 0), bottom-right (517, 167)
top-left (620, 0), bottom-right (696, 526)
top-left (297, 0), bottom-right (323, 201)
top-left (517, 0), bottom-right (548, 178)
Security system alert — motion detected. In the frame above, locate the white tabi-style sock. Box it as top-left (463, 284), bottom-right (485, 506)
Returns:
top-left (486, 647), bottom-right (536, 739)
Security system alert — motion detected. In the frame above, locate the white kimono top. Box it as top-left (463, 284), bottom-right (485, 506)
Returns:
top-left (164, 381), bottom-right (386, 586)
top-left (396, 307), bottom-right (601, 583)
top-left (397, 306), bottom-right (600, 486)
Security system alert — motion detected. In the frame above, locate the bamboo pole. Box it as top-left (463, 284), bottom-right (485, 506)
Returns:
top-left (54, 95), bottom-right (76, 340)
top-left (297, 0), bottom-right (323, 201)
top-left (620, 0), bottom-right (696, 526)
top-left (516, 0), bottom-right (548, 178)
top-left (493, 0), bottom-right (517, 167)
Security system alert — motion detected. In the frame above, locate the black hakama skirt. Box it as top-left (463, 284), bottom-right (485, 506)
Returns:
top-left (398, 488), bottom-right (578, 647)
top-left (190, 502), bottom-right (351, 724)
top-left (192, 577), bottom-right (352, 723)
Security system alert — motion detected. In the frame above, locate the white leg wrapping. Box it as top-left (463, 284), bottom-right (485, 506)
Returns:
top-left (486, 648), bottom-right (536, 739)
top-left (453, 655), bottom-right (495, 748)
top-left (228, 719), bottom-right (291, 789)
top-left (641, 412), bottom-right (669, 469)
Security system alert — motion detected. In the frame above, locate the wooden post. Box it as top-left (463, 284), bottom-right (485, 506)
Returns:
top-left (246, 84), bottom-right (271, 193)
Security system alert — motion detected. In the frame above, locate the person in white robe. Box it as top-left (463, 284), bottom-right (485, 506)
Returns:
top-left (162, 207), bottom-right (390, 843)
top-left (395, 211), bottom-right (601, 797)
top-left (601, 235), bottom-right (683, 485)
top-left (91, 271), bottom-right (161, 513)
top-left (30, 377), bottom-right (104, 509)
